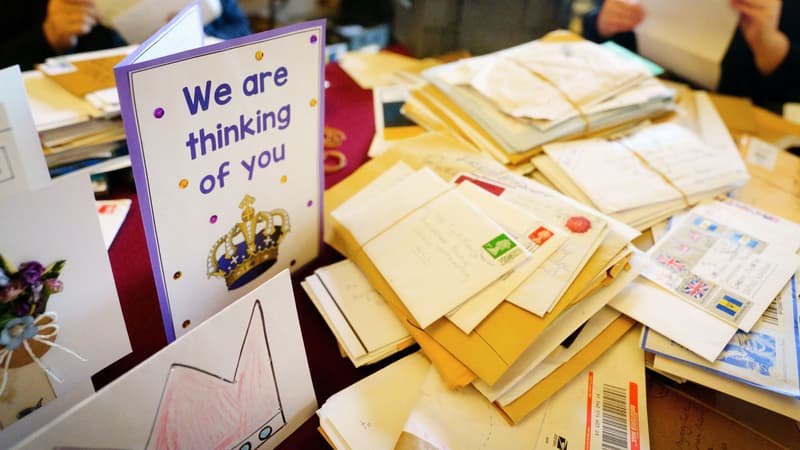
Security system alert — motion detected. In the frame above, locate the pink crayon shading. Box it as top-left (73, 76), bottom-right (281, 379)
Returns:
top-left (147, 301), bottom-right (285, 449)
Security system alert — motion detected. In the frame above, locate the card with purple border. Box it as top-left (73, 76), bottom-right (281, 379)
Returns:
top-left (114, 3), bottom-right (324, 340)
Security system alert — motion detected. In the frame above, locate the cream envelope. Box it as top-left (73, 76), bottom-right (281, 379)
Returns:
top-left (446, 179), bottom-right (566, 333)
top-left (316, 352), bottom-right (430, 450)
top-left (610, 255), bottom-right (739, 362)
top-left (531, 328), bottom-right (649, 450)
top-left (399, 366), bottom-right (546, 450)
top-left (332, 163), bottom-right (445, 246)
top-left (643, 200), bottom-right (800, 332)
top-left (473, 262), bottom-right (641, 403)
top-left (364, 184), bottom-right (530, 329)
top-left (301, 259), bottom-right (412, 366)
top-left (543, 137), bottom-right (684, 214)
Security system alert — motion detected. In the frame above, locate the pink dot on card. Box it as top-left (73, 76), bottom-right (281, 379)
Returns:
top-left (154, 107), bottom-right (165, 118)
top-left (210, 215), bottom-right (218, 224)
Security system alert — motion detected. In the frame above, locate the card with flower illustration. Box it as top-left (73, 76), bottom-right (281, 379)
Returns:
top-left (114, 4), bottom-right (324, 340)
top-left (0, 174), bottom-right (130, 447)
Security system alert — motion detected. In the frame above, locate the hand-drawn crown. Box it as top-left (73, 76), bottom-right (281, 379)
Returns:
top-left (207, 195), bottom-right (290, 290)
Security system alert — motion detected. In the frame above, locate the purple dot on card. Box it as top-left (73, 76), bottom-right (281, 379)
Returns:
top-left (310, 35), bottom-right (318, 44)
top-left (210, 215), bottom-right (218, 224)
top-left (290, 259), bottom-right (297, 267)
top-left (306, 200), bottom-right (313, 207)
top-left (154, 107), bottom-right (165, 118)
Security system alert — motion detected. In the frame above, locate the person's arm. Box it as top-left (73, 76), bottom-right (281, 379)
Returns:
top-left (42, 0), bottom-right (99, 53)
top-left (582, 0), bottom-right (643, 51)
top-left (731, 0), bottom-right (789, 75)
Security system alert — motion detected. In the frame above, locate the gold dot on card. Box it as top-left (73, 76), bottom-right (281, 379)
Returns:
top-left (255, 50), bottom-right (264, 60)
top-left (309, 98), bottom-right (317, 107)
top-left (179, 179), bottom-right (189, 189)
top-left (182, 320), bottom-right (191, 329)
top-left (280, 175), bottom-right (287, 183)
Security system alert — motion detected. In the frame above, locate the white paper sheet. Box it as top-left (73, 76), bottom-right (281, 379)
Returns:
top-left (635, 0), bottom-right (738, 90)
top-left (18, 270), bottom-right (316, 450)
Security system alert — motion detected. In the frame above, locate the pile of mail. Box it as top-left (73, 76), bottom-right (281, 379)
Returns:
top-left (323, 131), bottom-right (644, 427)
top-left (22, 47), bottom-right (133, 176)
top-left (403, 31), bottom-right (676, 167)
top-left (302, 260), bottom-right (414, 367)
top-left (615, 198), bottom-right (800, 421)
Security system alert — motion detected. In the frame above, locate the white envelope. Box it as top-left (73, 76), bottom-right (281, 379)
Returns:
top-left (364, 185), bottom-right (530, 328)
top-left (610, 254), bottom-right (739, 362)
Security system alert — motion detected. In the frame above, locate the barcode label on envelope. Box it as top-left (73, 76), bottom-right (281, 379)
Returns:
top-left (586, 374), bottom-right (641, 450)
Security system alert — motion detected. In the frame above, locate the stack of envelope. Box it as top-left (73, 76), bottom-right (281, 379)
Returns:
top-left (531, 91), bottom-right (750, 230)
top-left (324, 132), bottom-right (642, 424)
top-left (318, 328), bottom-right (649, 450)
top-left (301, 259), bottom-right (415, 367)
top-left (21, 47), bottom-right (133, 176)
top-left (609, 198), bottom-right (800, 421)
top-left (402, 31), bottom-right (676, 168)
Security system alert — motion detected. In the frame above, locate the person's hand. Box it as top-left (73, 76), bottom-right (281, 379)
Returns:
top-left (731, 0), bottom-right (789, 74)
top-left (597, 0), bottom-right (645, 39)
top-left (42, 0), bottom-right (99, 53)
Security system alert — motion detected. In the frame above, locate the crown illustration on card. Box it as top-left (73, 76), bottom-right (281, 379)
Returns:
top-left (207, 195), bottom-right (290, 290)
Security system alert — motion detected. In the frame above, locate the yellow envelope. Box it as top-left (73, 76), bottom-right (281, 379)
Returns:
top-left (494, 315), bottom-right (637, 424)
top-left (38, 54), bottom-right (126, 98)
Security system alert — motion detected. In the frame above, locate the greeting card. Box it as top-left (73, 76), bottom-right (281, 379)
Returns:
top-left (0, 175), bottom-right (130, 447)
top-left (114, 4), bottom-right (324, 339)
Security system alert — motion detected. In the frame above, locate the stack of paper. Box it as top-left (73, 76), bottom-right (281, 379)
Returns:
top-left (403, 31), bottom-right (676, 167)
top-left (324, 132), bottom-right (642, 423)
top-left (318, 328), bottom-right (649, 449)
top-left (23, 47), bottom-right (135, 176)
top-left (301, 259), bottom-right (414, 367)
top-left (532, 122), bottom-right (750, 230)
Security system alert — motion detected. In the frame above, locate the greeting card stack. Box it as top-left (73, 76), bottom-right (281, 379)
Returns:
top-left (324, 132), bottom-right (643, 424)
top-left (402, 31), bottom-right (676, 168)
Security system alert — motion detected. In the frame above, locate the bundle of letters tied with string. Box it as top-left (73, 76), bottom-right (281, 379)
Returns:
top-left (309, 30), bottom-right (800, 449)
